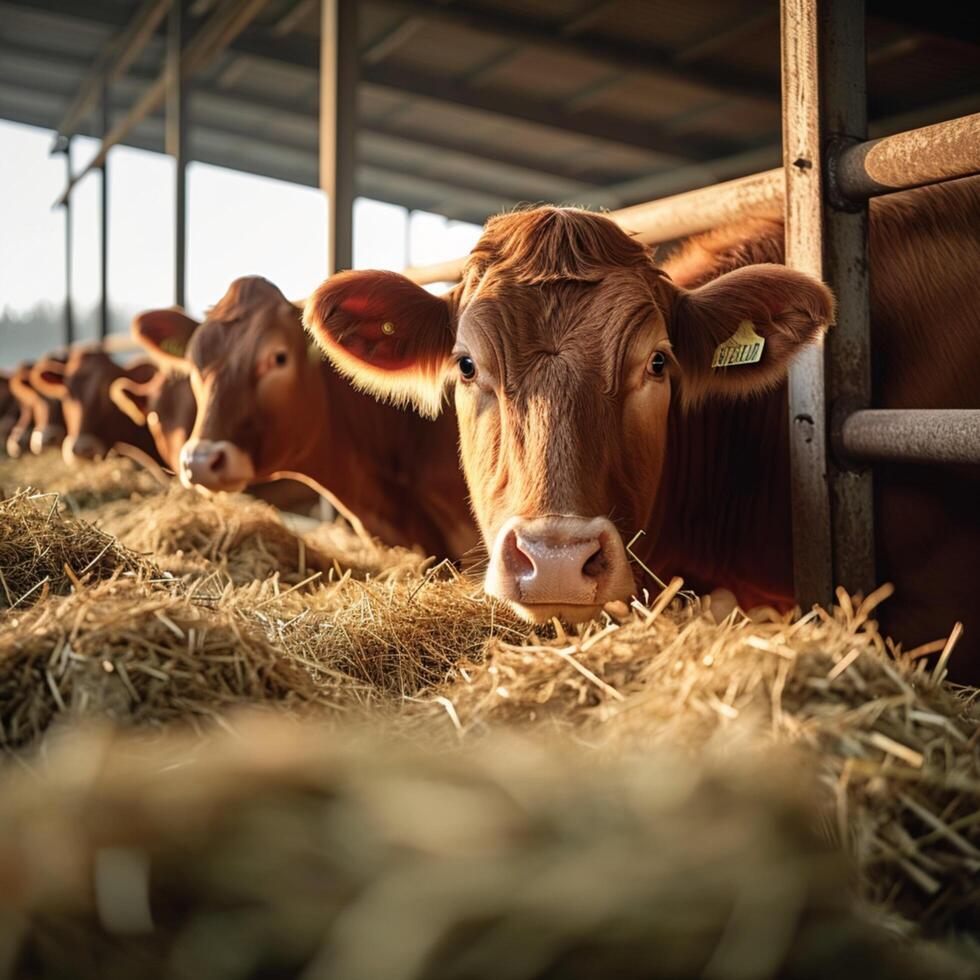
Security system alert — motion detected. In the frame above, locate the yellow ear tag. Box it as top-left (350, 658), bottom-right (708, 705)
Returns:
top-left (711, 320), bottom-right (765, 369)
top-left (381, 321), bottom-right (396, 335)
top-left (160, 337), bottom-right (185, 357)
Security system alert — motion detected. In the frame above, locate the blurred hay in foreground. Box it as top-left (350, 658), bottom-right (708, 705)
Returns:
top-left (0, 454), bottom-right (979, 971)
top-left (0, 719), bottom-right (974, 980)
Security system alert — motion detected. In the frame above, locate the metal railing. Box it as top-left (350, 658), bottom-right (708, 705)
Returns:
top-left (400, 1), bottom-right (980, 609)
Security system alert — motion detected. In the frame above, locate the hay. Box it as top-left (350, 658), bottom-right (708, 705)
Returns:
top-left (0, 490), bottom-right (154, 609)
top-left (1, 453), bottom-right (979, 962)
top-left (0, 719), bottom-right (973, 980)
top-left (256, 569), bottom-right (529, 696)
top-left (0, 452), bottom-right (165, 510)
top-left (94, 484), bottom-right (424, 585)
top-left (0, 579), bottom-right (346, 750)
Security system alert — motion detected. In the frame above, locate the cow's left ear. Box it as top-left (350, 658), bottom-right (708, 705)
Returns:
top-left (662, 264), bottom-right (835, 404)
top-left (30, 359), bottom-right (68, 399)
top-left (304, 269), bottom-right (457, 417)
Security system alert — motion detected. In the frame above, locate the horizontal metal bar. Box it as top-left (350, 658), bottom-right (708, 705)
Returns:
top-left (835, 113), bottom-right (980, 201)
top-left (403, 109), bottom-right (980, 285)
top-left (839, 409), bottom-right (980, 465)
top-left (404, 168), bottom-right (783, 284)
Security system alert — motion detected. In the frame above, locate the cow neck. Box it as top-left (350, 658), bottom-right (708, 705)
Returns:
top-left (299, 359), bottom-right (417, 513)
top-left (647, 384), bottom-right (795, 604)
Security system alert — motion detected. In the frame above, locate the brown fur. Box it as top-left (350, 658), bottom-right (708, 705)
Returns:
top-left (146, 277), bottom-right (477, 560)
top-left (309, 177), bottom-right (980, 679)
top-left (7, 357), bottom-right (67, 454)
top-left (33, 347), bottom-right (160, 461)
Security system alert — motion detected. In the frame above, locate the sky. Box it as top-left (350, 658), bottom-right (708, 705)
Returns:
top-left (0, 119), bottom-right (482, 360)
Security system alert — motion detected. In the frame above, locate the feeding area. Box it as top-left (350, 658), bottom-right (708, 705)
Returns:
top-left (0, 453), bottom-right (978, 977)
top-left (3, 0), bottom-right (980, 976)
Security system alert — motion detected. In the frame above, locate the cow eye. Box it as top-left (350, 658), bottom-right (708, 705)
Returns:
top-left (649, 351), bottom-right (667, 378)
top-left (457, 355), bottom-right (477, 381)
top-left (273, 350), bottom-right (288, 367)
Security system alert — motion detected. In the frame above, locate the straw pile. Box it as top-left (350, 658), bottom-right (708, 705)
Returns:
top-left (0, 720), bottom-right (974, 980)
top-left (0, 489), bottom-right (155, 608)
top-left (0, 453), bottom-right (978, 975)
top-left (92, 484), bottom-right (421, 584)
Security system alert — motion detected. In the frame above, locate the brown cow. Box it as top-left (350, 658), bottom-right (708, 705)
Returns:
top-left (306, 177), bottom-right (980, 678)
top-left (31, 346), bottom-right (161, 464)
top-left (109, 367), bottom-right (196, 472)
top-left (0, 372), bottom-right (18, 453)
top-left (132, 277), bottom-right (477, 558)
top-left (7, 358), bottom-right (67, 457)
top-left (111, 335), bottom-right (324, 515)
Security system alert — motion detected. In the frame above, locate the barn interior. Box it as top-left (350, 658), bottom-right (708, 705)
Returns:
top-left (1, 3), bottom-right (980, 978)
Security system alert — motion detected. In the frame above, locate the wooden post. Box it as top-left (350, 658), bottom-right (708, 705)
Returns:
top-left (61, 137), bottom-right (75, 348)
top-left (781, 0), bottom-right (874, 607)
top-left (320, 0), bottom-right (357, 276)
top-left (167, 0), bottom-right (188, 308)
top-left (99, 81), bottom-right (110, 340)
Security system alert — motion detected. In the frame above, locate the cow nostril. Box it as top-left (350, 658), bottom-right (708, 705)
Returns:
top-left (582, 544), bottom-right (606, 580)
top-left (506, 532), bottom-right (535, 577)
top-left (209, 449), bottom-right (226, 474)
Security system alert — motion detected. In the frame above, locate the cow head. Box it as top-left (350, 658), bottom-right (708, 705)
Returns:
top-left (31, 347), bottom-right (158, 464)
top-left (133, 277), bottom-right (324, 493)
top-left (307, 207), bottom-right (834, 623)
top-left (0, 372), bottom-right (17, 449)
top-left (9, 357), bottom-right (67, 456)
top-left (110, 369), bottom-right (196, 472)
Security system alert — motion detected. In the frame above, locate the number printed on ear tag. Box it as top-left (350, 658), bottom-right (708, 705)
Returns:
top-left (711, 320), bottom-right (766, 369)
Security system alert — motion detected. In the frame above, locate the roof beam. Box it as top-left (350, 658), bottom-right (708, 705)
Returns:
top-left (374, 0), bottom-right (777, 104)
top-left (52, 0), bottom-right (171, 143)
top-left (359, 63), bottom-right (738, 159)
top-left (53, 0), bottom-right (268, 206)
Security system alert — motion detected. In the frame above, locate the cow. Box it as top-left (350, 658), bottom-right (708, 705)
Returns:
top-left (130, 278), bottom-right (478, 558)
top-left (6, 358), bottom-right (67, 457)
top-left (109, 366), bottom-right (196, 472)
top-left (305, 176), bottom-right (980, 679)
top-left (31, 346), bottom-right (162, 465)
top-left (0, 372), bottom-right (18, 453)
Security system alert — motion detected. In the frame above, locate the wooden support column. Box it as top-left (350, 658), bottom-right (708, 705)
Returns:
top-left (61, 137), bottom-right (75, 348)
top-left (99, 81), bottom-right (110, 340)
top-left (320, 0), bottom-right (357, 275)
top-left (167, 0), bottom-right (188, 308)
top-left (781, 0), bottom-right (874, 607)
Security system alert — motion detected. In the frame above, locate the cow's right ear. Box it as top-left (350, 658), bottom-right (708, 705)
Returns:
top-left (132, 308), bottom-right (200, 371)
top-left (30, 359), bottom-right (68, 399)
top-left (109, 374), bottom-right (159, 426)
top-left (304, 270), bottom-right (457, 417)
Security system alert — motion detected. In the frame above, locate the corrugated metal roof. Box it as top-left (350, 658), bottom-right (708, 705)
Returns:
top-left (1, 0), bottom-right (977, 225)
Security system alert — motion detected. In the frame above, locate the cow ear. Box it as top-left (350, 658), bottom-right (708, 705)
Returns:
top-left (663, 264), bottom-right (835, 404)
top-left (132, 308), bottom-right (199, 370)
top-left (125, 359), bottom-right (160, 386)
top-left (304, 270), bottom-right (457, 418)
top-left (109, 375), bottom-right (155, 426)
top-left (30, 359), bottom-right (68, 399)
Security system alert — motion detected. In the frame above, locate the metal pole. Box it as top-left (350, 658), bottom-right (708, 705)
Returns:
top-left (839, 410), bottom-right (980, 465)
top-left (168, 0), bottom-right (188, 308)
top-left (780, 0), bottom-right (834, 609)
top-left (822, 0), bottom-right (874, 597)
top-left (781, 0), bottom-right (874, 607)
top-left (320, 0), bottom-right (357, 275)
top-left (61, 137), bottom-right (74, 348)
top-left (99, 80), bottom-right (110, 341)
top-left (836, 112), bottom-right (980, 201)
